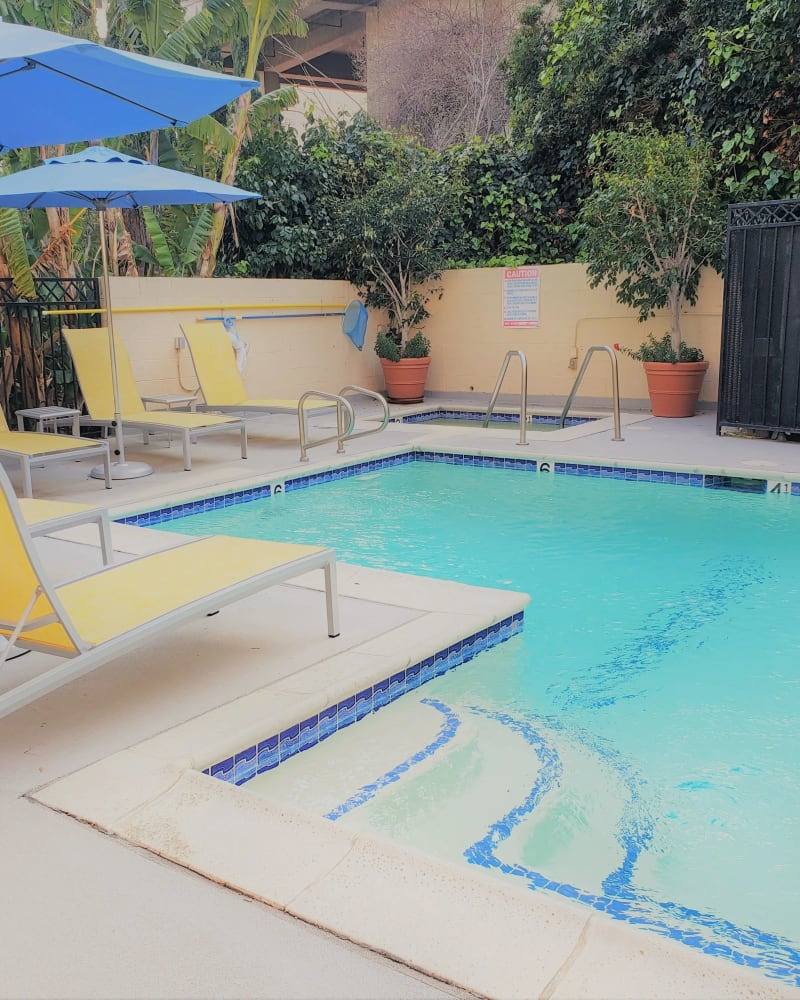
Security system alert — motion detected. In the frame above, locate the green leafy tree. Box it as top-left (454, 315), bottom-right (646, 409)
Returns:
top-left (323, 121), bottom-right (463, 348)
top-left (503, 0), bottom-right (800, 226)
top-left (195, 0), bottom-right (307, 276)
top-left (440, 134), bottom-right (568, 265)
top-left (217, 119), bottom-right (330, 277)
top-left (702, 0), bottom-right (800, 201)
top-left (576, 125), bottom-right (725, 357)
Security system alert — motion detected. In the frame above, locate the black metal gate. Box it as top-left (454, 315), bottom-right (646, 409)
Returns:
top-left (0, 276), bottom-right (100, 425)
top-left (718, 199), bottom-right (800, 435)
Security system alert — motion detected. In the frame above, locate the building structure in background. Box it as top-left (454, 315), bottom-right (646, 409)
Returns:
top-left (263, 0), bottom-right (370, 125)
top-left (264, 0), bottom-right (527, 140)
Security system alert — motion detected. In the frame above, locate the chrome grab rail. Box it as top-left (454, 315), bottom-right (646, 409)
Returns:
top-left (298, 385), bottom-right (390, 462)
top-left (336, 385), bottom-right (391, 443)
top-left (559, 345), bottom-right (624, 441)
top-left (483, 350), bottom-right (529, 446)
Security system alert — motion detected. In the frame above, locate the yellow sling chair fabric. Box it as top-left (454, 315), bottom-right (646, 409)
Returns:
top-left (0, 406), bottom-right (111, 497)
top-left (64, 328), bottom-right (248, 471)
top-left (0, 463), bottom-right (340, 719)
top-left (180, 321), bottom-right (332, 416)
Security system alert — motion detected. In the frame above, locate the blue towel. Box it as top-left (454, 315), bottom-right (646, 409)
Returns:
top-left (342, 300), bottom-right (368, 350)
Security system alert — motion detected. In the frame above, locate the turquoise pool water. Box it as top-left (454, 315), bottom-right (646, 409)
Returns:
top-left (154, 462), bottom-right (800, 983)
top-left (398, 410), bottom-right (596, 430)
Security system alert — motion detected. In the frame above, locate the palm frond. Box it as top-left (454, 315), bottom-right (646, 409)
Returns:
top-left (153, 10), bottom-right (214, 63)
top-left (141, 206), bottom-right (176, 275)
top-left (248, 86), bottom-right (298, 126)
top-left (185, 115), bottom-right (236, 157)
top-left (0, 209), bottom-right (35, 298)
top-left (180, 206), bottom-right (215, 270)
top-left (123, 0), bottom-right (185, 54)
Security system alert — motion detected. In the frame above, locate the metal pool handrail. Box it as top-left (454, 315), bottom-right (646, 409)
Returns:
top-left (483, 350), bottom-right (529, 446)
top-left (559, 345), bottom-right (624, 441)
top-left (298, 386), bottom-right (390, 462)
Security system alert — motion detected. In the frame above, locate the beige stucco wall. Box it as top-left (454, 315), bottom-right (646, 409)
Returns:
top-left (108, 277), bottom-right (384, 401)
top-left (421, 263), bottom-right (724, 408)
top-left (108, 263), bottom-right (723, 410)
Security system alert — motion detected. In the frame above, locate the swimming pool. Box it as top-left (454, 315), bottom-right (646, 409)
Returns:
top-left (147, 457), bottom-right (800, 985)
top-left (398, 409), bottom-right (597, 430)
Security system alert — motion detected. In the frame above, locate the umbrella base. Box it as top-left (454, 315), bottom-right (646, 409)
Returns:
top-left (91, 460), bottom-right (153, 480)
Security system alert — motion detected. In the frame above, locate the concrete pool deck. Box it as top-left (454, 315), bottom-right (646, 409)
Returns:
top-left (3, 399), bottom-right (800, 1000)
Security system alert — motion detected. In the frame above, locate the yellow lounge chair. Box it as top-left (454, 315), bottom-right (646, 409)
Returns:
top-left (20, 497), bottom-right (113, 565)
top-left (0, 462), bottom-right (340, 719)
top-left (180, 321), bottom-right (333, 418)
top-left (0, 406), bottom-right (111, 497)
top-left (64, 327), bottom-right (248, 471)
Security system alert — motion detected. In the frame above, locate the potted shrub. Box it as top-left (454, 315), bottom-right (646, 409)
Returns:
top-left (324, 118), bottom-right (461, 403)
top-left (617, 333), bottom-right (708, 417)
top-left (374, 328), bottom-right (432, 404)
top-left (577, 124), bottom-right (725, 417)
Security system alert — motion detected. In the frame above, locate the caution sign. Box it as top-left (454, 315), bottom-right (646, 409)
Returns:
top-left (503, 267), bottom-right (540, 328)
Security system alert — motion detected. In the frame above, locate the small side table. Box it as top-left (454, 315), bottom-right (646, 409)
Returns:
top-left (141, 394), bottom-right (198, 412)
top-left (16, 406), bottom-right (81, 436)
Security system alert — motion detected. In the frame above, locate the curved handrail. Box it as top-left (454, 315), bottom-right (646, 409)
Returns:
top-left (483, 350), bottom-right (529, 446)
top-left (559, 345), bottom-right (624, 441)
top-left (298, 391), bottom-right (355, 462)
top-left (336, 385), bottom-right (391, 443)
top-left (297, 385), bottom-right (390, 462)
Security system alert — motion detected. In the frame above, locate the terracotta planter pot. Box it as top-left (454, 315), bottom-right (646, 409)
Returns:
top-left (379, 356), bottom-right (431, 404)
top-left (643, 361), bottom-right (709, 417)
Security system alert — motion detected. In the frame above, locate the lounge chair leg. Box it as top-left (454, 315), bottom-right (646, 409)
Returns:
top-left (324, 558), bottom-right (340, 637)
top-left (240, 424), bottom-right (248, 460)
top-left (20, 458), bottom-right (33, 498)
top-left (98, 516), bottom-right (113, 565)
top-left (182, 431), bottom-right (192, 471)
top-left (101, 450), bottom-right (112, 490)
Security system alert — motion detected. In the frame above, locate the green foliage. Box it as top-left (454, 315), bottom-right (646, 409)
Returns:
top-left (701, 0), bottom-right (800, 201)
top-left (217, 121), bottom-right (329, 277)
top-left (576, 125), bottom-right (725, 354)
top-left (374, 329), bottom-right (401, 361)
top-left (320, 115), bottom-right (460, 346)
top-left (401, 331), bottom-right (431, 359)
top-left (0, 209), bottom-right (35, 299)
top-left (620, 333), bottom-right (705, 363)
top-left (503, 0), bottom-right (800, 222)
top-left (374, 328), bottom-right (431, 361)
top-left (440, 135), bottom-right (571, 265)
top-left (138, 204), bottom-right (214, 276)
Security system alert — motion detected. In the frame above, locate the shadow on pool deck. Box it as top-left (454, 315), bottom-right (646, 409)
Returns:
top-left (2, 401), bottom-right (800, 1000)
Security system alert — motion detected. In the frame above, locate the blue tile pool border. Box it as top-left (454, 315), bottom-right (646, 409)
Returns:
top-left (205, 611), bottom-right (525, 786)
top-left (115, 448), bottom-right (800, 528)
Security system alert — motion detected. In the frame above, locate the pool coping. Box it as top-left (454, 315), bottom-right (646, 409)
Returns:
top-left (31, 447), bottom-right (800, 999)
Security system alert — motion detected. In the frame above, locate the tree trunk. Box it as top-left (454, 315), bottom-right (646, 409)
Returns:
top-left (668, 281), bottom-right (682, 356)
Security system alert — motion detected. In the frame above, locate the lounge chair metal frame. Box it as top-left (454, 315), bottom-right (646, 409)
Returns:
top-left (64, 327), bottom-right (248, 472)
top-left (0, 406), bottom-right (112, 497)
top-left (20, 497), bottom-right (114, 565)
top-left (0, 463), bottom-right (340, 719)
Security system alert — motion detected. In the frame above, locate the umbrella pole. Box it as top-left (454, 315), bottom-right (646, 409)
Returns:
top-left (90, 207), bottom-right (153, 480)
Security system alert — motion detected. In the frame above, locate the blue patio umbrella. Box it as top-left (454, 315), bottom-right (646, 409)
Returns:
top-left (0, 144), bottom-right (259, 479)
top-left (0, 21), bottom-right (258, 152)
